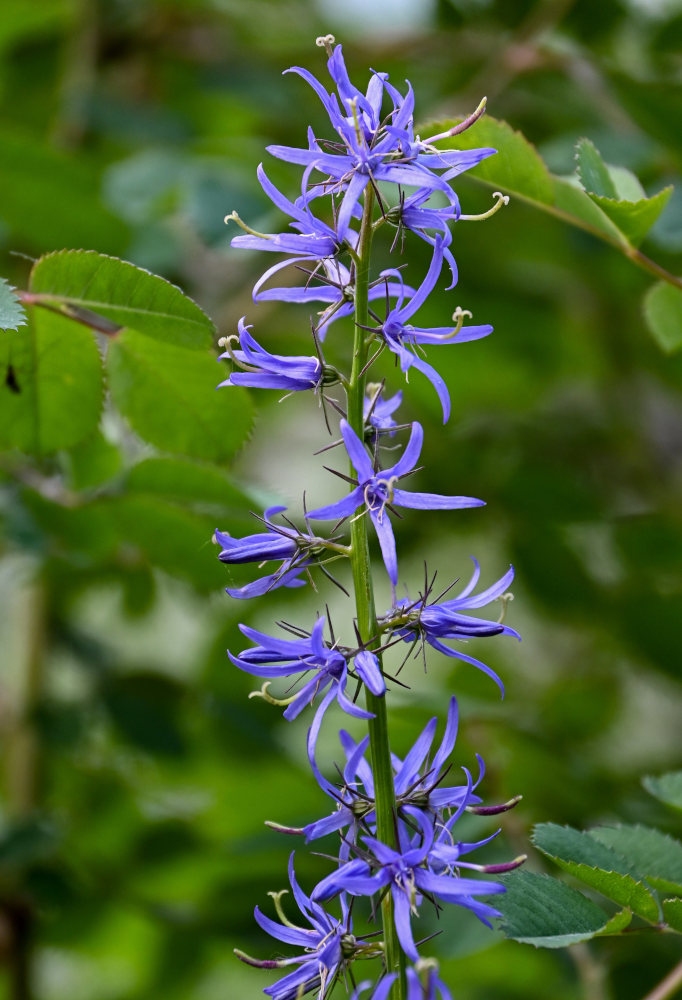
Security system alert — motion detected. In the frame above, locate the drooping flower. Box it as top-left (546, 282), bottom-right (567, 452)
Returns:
top-left (363, 386), bottom-right (402, 443)
top-left (215, 506), bottom-right (339, 599)
top-left (217, 318), bottom-right (338, 393)
top-left (229, 616), bottom-right (384, 723)
top-left (303, 696), bottom-right (483, 846)
top-left (235, 853), bottom-right (378, 1000)
top-left (313, 808), bottom-right (505, 961)
top-left (380, 558), bottom-right (520, 695)
top-left (308, 420), bottom-right (484, 586)
top-left (371, 239), bottom-right (492, 422)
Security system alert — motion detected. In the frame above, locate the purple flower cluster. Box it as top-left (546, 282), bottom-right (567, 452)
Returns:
top-left (216, 38), bottom-right (520, 1000)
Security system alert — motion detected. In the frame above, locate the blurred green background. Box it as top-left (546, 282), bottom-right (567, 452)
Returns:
top-left (1, 0), bottom-right (681, 997)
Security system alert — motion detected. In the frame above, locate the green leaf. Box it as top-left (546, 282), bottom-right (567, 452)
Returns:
top-left (67, 431), bottom-right (122, 491)
top-left (428, 117), bottom-right (627, 246)
top-left (428, 117), bottom-right (671, 251)
top-left (532, 824), bottom-right (660, 922)
top-left (643, 771), bottom-right (682, 811)
top-left (0, 277), bottom-right (27, 332)
top-left (495, 871), bottom-right (627, 948)
top-left (662, 898), bottom-right (682, 933)
top-left (643, 282), bottom-right (682, 353)
top-left (107, 328), bottom-right (254, 463)
top-left (588, 186), bottom-right (673, 248)
top-left (30, 251), bottom-right (215, 350)
top-left (105, 495), bottom-right (227, 592)
top-left (0, 307), bottom-right (102, 455)
top-left (591, 825), bottom-right (682, 896)
top-left (126, 457), bottom-right (255, 521)
top-left (575, 138), bottom-right (618, 199)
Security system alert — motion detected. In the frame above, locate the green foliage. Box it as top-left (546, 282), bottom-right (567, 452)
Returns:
top-left (0, 306), bottom-right (102, 454)
top-left (107, 328), bottom-right (254, 461)
top-left (495, 871), bottom-right (631, 947)
top-left (433, 116), bottom-right (680, 352)
top-left (532, 824), bottom-right (660, 922)
top-left (643, 771), bottom-right (682, 811)
top-left (0, 2), bottom-right (680, 998)
top-left (0, 276), bottom-right (26, 331)
top-left (591, 825), bottom-right (682, 896)
top-left (30, 251), bottom-right (216, 350)
top-left (644, 282), bottom-right (682, 352)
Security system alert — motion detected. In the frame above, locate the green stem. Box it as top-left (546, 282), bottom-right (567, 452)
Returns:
top-left (346, 188), bottom-right (406, 999)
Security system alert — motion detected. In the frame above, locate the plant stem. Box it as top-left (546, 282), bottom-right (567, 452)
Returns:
top-left (642, 959), bottom-right (682, 1000)
top-left (345, 188), bottom-right (406, 999)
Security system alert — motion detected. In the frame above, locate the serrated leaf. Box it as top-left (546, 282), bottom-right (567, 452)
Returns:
top-left (576, 138), bottom-right (618, 199)
top-left (588, 186), bottom-right (673, 248)
top-left (591, 825), bottom-right (682, 895)
top-left (495, 871), bottom-right (621, 948)
top-left (644, 282), bottom-right (682, 353)
top-left (428, 117), bottom-right (628, 246)
top-left (643, 771), bottom-right (682, 811)
top-left (662, 898), bottom-right (682, 933)
top-left (30, 251), bottom-right (214, 350)
top-left (0, 277), bottom-right (27, 332)
top-left (607, 165), bottom-right (646, 201)
top-left (532, 824), bottom-right (660, 922)
top-left (107, 328), bottom-right (254, 463)
top-left (0, 307), bottom-right (102, 455)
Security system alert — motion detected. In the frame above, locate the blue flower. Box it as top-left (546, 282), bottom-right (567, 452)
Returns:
top-left (236, 853), bottom-right (378, 1000)
top-left (308, 420), bottom-right (484, 587)
top-left (215, 506), bottom-right (335, 599)
top-left (303, 696), bottom-right (484, 846)
top-left (363, 387), bottom-right (402, 443)
top-left (312, 809), bottom-right (505, 961)
top-left (371, 239), bottom-right (493, 422)
top-left (229, 616), bottom-right (384, 722)
top-left (268, 42), bottom-right (496, 239)
top-left (381, 559), bottom-right (520, 695)
top-left (217, 318), bottom-right (337, 393)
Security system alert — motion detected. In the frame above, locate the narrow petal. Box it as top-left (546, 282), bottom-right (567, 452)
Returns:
top-left (388, 421), bottom-right (423, 478)
top-left (391, 887), bottom-right (419, 962)
top-left (307, 487), bottom-right (364, 521)
top-left (371, 510), bottom-right (398, 585)
top-left (353, 650), bottom-right (386, 696)
top-left (392, 487), bottom-right (484, 511)
top-left (339, 419), bottom-right (374, 481)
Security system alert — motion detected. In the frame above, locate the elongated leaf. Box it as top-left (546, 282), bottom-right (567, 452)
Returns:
top-left (662, 898), bottom-right (682, 933)
top-left (576, 138), bottom-right (617, 199)
top-left (0, 277), bottom-right (27, 332)
top-left (107, 328), bottom-right (254, 463)
top-left (643, 771), bottom-right (682, 811)
top-left (591, 825), bottom-right (682, 895)
top-left (495, 871), bottom-right (629, 947)
top-left (644, 282), bottom-right (682, 353)
top-left (30, 251), bottom-right (214, 350)
top-left (532, 824), bottom-right (660, 922)
top-left (0, 307), bottom-right (102, 455)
